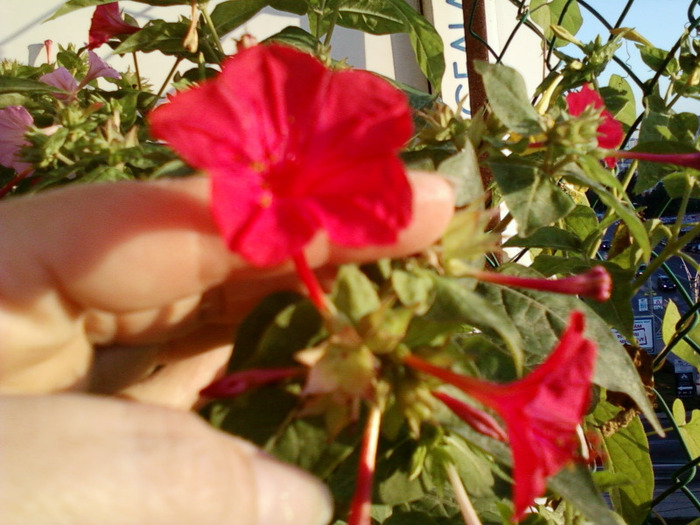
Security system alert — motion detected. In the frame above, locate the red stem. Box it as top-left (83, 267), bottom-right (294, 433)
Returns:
top-left (0, 168), bottom-right (32, 199)
top-left (292, 251), bottom-right (328, 313)
top-left (348, 404), bottom-right (381, 525)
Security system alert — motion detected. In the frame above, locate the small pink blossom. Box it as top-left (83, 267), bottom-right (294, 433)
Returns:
top-left (40, 51), bottom-right (120, 101)
top-left (149, 44), bottom-right (413, 267)
top-left (88, 2), bottom-right (140, 50)
top-left (405, 311), bottom-right (596, 521)
top-left (0, 106), bottom-right (34, 174)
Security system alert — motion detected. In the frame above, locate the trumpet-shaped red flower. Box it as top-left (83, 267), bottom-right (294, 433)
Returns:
top-left (88, 2), bottom-right (140, 50)
top-left (148, 44), bottom-right (413, 267)
top-left (469, 265), bottom-right (612, 302)
top-left (405, 311), bottom-right (596, 521)
top-left (565, 83), bottom-right (624, 167)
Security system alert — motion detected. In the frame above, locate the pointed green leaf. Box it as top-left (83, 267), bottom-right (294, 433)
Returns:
top-left (474, 62), bottom-right (543, 136)
top-left (662, 300), bottom-right (700, 370)
top-left (332, 264), bottom-right (381, 324)
top-left (211, 0), bottom-right (268, 36)
top-left (491, 159), bottom-right (575, 237)
top-left (603, 414), bottom-right (653, 525)
top-left (436, 142), bottom-right (484, 207)
top-left (672, 399), bottom-right (700, 459)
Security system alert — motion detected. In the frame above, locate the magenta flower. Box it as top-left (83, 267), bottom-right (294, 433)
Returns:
top-left (469, 265), bottom-right (612, 302)
top-left (405, 311), bottom-right (596, 521)
top-left (148, 44), bottom-right (414, 267)
top-left (0, 106), bottom-right (34, 174)
top-left (565, 83), bottom-right (624, 168)
top-left (88, 2), bottom-right (140, 50)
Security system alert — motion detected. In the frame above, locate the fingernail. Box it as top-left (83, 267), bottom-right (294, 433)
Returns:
top-left (248, 450), bottom-right (333, 525)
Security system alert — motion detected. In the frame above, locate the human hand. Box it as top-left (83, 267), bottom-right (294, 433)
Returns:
top-left (0, 172), bottom-right (454, 524)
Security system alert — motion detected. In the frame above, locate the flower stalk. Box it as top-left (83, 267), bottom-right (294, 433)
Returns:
top-left (446, 463), bottom-right (483, 525)
top-left (348, 403), bottom-right (382, 525)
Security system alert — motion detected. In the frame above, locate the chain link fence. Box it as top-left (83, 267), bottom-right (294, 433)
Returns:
top-left (462, 1), bottom-right (700, 522)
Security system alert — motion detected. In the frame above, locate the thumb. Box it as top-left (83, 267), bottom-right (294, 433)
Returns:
top-left (0, 394), bottom-right (333, 525)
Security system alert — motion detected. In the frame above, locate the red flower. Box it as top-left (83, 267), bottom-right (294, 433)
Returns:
top-left (565, 83), bottom-right (624, 167)
top-left (149, 44), bottom-right (413, 267)
top-left (88, 2), bottom-right (139, 50)
top-left (404, 311), bottom-right (596, 521)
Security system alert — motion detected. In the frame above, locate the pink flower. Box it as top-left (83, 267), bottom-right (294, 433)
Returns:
top-left (469, 265), bottom-right (612, 302)
top-left (40, 51), bottom-right (120, 101)
top-left (148, 44), bottom-right (413, 267)
top-left (565, 83), bottom-right (624, 168)
top-left (39, 67), bottom-right (78, 100)
top-left (404, 311), bottom-right (596, 522)
top-left (0, 106), bottom-right (34, 174)
top-left (88, 2), bottom-right (140, 50)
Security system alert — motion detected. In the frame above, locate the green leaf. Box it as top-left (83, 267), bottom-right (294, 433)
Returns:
top-left (474, 62), bottom-right (543, 136)
top-left (490, 159), bottom-right (575, 238)
top-left (549, 465), bottom-right (622, 525)
top-left (632, 139), bottom-right (700, 193)
top-left (436, 142), bottom-right (484, 207)
top-left (423, 276), bottom-right (524, 372)
top-left (228, 291), bottom-right (306, 370)
top-left (264, 26), bottom-right (319, 53)
top-left (0, 77), bottom-right (59, 94)
top-left (529, 0), bottom-right (583, 47)
top-left (503, 227), bottom-right (582, 252)
top-left (639, 46), bottom-right (680, 76)
top-left (114, 20), bottom-right (195, 57)
top-left (604, 75), bottom-right (637, 131)
top-left (388, 0), bottom-right (445, 92)
top-left (211, 0), bottom-right (268, 36)
top-left (452, 424), bottom-right (618, 524)
top-left (50, 0), bottom-right (196, 19)
top-left (672, 399), bottom-right (700, 459)
top-left (329, 0), bottom-right (444, 91)
top-left (590, 187), bottom-right (651, 262)
top-left (332, 264), bottom-right (381, 324)
top-left (662, 300), bottom-right (700, 370)
top-left (603, 414), bottom-right (654, 525)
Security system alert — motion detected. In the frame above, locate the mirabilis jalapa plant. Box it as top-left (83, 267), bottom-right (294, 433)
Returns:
top-left (3, 1), bottom-right (700, 524)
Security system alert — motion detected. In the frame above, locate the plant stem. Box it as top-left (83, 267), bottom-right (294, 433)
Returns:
top-left (0, 168), bottom-right (32, 198)
top-left (348, 404), bottom-right (381, 525)
top-left (152, 58), bottom-right (183, 106)
top-left (199, 4), bottom-right (226, 59)
top-left (292, 251), bottom-right (329, 314)
top-left (132, 52), bottom-right (142, 91)
top-left (446, 463), bottom-right (482, 525)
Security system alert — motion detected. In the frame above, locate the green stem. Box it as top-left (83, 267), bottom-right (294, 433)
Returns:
top-left (132, 52), bottom-right (142, 91)
top-left (151, 58), bottom-right (183, 107)
top-left (199, 6), bottom-right (226, 60)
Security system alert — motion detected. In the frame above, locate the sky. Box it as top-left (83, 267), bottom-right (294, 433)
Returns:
top-left (566, 0), bottom-right (700, 115)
